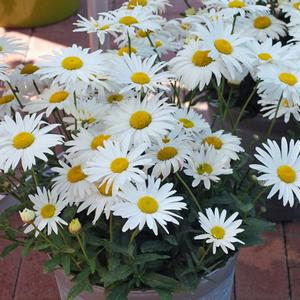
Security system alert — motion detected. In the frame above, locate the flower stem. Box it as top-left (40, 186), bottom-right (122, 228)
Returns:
top-left (31, 168), bottom-right (39, 190)
top-left (231, 14), bottom-right (238, 34)
top-left (33, 80), bottom-right (40, 94)
top-left (76, 234), bottom-right (90, 265)
top-left (6, 81), bottom-right (23, 108)
top-left (129, 228), bottom-right (140, 244)
top-left (127, 31), bottom-right (132, 56)
top-left (175, 172), bottom-right (201, 211)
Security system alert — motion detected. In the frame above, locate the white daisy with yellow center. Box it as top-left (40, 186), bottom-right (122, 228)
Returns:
top-left (250, 138), bottom-right (300, 207)
top-left (24, 187), bottom-right (67, 236)
top-left (0, 113), bottom-right (63, 172)
top-left (0, 63), bottom-right (9, 82)
top-left (147, 136), bottom-right (191, 179)
top-left (112, 175), bottom-right (186, 235)
top-left (84, 139), bottom-right (152, 195)
top-left (184, 146), bottom-right (232, 189)
top-left (110, 53), bottom-right (174, 94)
top-left (0, 36), bottom-right (25, 55)
top-left (0, 90), bottom-right (21, 118)
top-left (105, 94), bottom-right (176, 147)
top-left (66, 127), bottom-right (114, 161)
top-left (257, 65), bottom-right (300, 105)
top-left (24, 84), bottom-right (73, 117)
top-left (37, 44), bottom-right (109, 85)
top-left (77, 181), bottom-right (121, 224)
top-left (198, 129), bottom-right (244, 161)
top-left (195, 207), bottom-right (244, 254)
top-left (169, 40), bottom-right (223, 91)
top-left (280, 0), bottom-right (300, 18)
top-left (192, 19), bottom-right (254, 79)
top-left (238, 13), bottom-right (286, 42)
top-left (52, 157), bottom-right (96, 205)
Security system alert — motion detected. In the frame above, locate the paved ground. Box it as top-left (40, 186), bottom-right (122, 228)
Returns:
top-left (0, 0), bottom-right (300, 299)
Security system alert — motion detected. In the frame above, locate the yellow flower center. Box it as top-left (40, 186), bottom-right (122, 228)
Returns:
top-left (98, 181), bottom-right (113, 196)
top-left (277, 165), bottom-right (296, 183)
top-left (179, 118), bottom-right (194, 128)
top-left (61, 56), bottom-right (83, 70)
top-left (192, 50), bottom-right (213, 67)
top-left (13, 132), bottom-right (35, 149)
top-left (138, 196), bottom-right (158, 214)
top-left (253, 16), bottom-right (272, 29)
top-left (258, 52), bottom-right (272, 61)
top-left (130, 110), bottom-right (152, 129)
top-left (67, 165), bottom-right (87, 183)
top-left (214, 39), bottom-right (233, 55)
top-left (119, 16), bottom-right (138, 26)
top-left (197, 163), bottom-right (213, 175)
top-left (118, 46), bottom-right (137, 56)
top-left (155, 40), bottom-right (162, 48)
top-left (131, 72), bottom-right (151, 85)
top-left (40, 204), bottom-right (56, 219)
top-left (96, 24), bottom-right (110, 30)
top-left (180, 23), bottom-right (191, 30)
top-left (202, 136), bottom-right (223, 150)
top-left (90, 134), bottom-right (111, 150)
top-left (282, 99), bottom-right (289, 107)
top-left (0, 94), bottom-right (15, 105)
top-left (228, 0), bottom-right (246, 8)
top-left (20, 63), bottom-right (39, 75)
top-left (162, 137), bottom-right (170, 143)
top-left (136, 29), bottom-right (148, 38)
top-left (293, 1), bottom-right (300, 10)
top-left (279, 73), bottom-right (298, 86)
top-left (107, 94), bottom-right (124, 103)
top-left (87, 117), bottom-right (96, 124)
top-left (157, 146), bottom-right (178, 161)
top-left (110, 157), bottom-right (129, 173)
top-left (128, 0), bottom-right (148, 9)
top-left (211, 225), bottom-right (225, 239)
top-left (49, 91), bottom-right (69, 103)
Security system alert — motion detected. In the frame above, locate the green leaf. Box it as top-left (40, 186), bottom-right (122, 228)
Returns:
top-left (67, 280), bottom-right (92, 300)
top-left (165, 235), bottom-right (178, 246)
top-left (34, 243), bottom-right (51, 251)
top-left (44, 256), bottom-right (61, 273)
top-left (106, 282), bottom-right (130, 300)
top-left (22, 239), bottom-right (34, 257)
top-left (0, 241), bottom-right (18, 257)
top-left (61, 255), bottom-right (71, 275)
top-left (102, 265), bottom-right (134, 286)
top-left (141, 240), bottom-right (173, 253)
top-left (141, 272), bottom-right (182, 292)
top-left (134, 254), bottom-right (170, 265)
top-left (157, 289), bottom-right (172, 300)
top-left (74, 267), bottom-right (91, 283)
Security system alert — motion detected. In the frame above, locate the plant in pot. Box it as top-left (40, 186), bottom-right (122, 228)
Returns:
top-left (1, 0), bottom-right (300, 299)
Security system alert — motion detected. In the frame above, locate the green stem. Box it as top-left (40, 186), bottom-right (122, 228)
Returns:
top-left (31, 168), bottom-right (39, 190)
top-left (129, 228), bottom-right (140, 244)
top-left (127, 31), bottom-right (132, 56)
top-left (252, 186), bottom-right (268, 206)
top-left (233, 81), bottom-right (259, 134)
top-left (231, 14), bottom-right (238, 34)
top-left (6, 81), bottom-right (23, 108)
top-left (76, 234), bottom-right (90, 264)
top-left (54, 109), bottom-right (72, 140)
top-left (199, 244), bottom-right (212, 265)
top-left (175, 172), bottom-right (201, 211)
top-left (73, 91), bottom-right (78, 133)
top-left (33, 80), bottom-right (40, 94)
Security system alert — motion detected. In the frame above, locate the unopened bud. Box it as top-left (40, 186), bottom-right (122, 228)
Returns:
top-left (250, 175), bottom-right (258, 182)
top-left (68, 218), bottom-right (82, 235)
top-left (260, 206), bottom-right (267, 214)
top-left (185, 7), bottom-right (196, 16)
top-left (19, 208), bottom-right (35, 224)
top-left (252, 134), bottom-right (260, 141)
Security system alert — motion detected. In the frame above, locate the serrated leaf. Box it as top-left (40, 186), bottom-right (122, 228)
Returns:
top-left (44, 256), bottom-right (61, 273)
top-left (134, 254), bottom-right (169, 265)
top-left (67, 280), bottom-right (92, 300)
top-left (141, 272), bottom-right (182, 292)
top-left (165, 235), bottom-right (177, 246)
top-left (22, 239), bottom-right (34, 257)
top-left (106, 282), bottom-right (130, 300)
top-left (0, 241), bottom-right (18, 257)
top-left (102, 265), bottom-right (134, 286)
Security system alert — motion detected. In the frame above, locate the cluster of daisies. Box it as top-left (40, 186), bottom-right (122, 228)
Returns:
top-left (1, 0), bottom-right (300, 256)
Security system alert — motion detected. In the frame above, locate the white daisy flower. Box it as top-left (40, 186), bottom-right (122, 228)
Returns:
top-left (105, 93), bottom-right (176, 147)
top-left (0, 36), bottom-right (25, 55)
top-left (112, 175), bottom-right (186, 235)
top-left (77, 181), bottom-right (121, 224)
top-left (9, 63), bottom-right (46, 94)
top-left (103, 6), bottom-right (162, 35)
top-left (173, 107), bottom-right (210, 137)
top-left (66, 126), bottom-right (114, 161)
top-left (198, 129), bottom-right (244, 161)
top-left (257, 65), bottom-right (300, 105)
top-left (147, 136), bottom-right (191, 179)
top-left (169, 40), bottom-right (224, 91)
top-left (250, 138), bottom-right (300, 207)
top-left (0, 89), bottom-right (22, 118)
top-left (102, 84), bottom-right (135, 105)
top-left (84, 139), bottom-right (152, 195)
top-left (24, 84), bottom-right (73, 117)
top-left (195, 207), bottom-right (244, 254)
top-left (123, 0), bottom-right (170, 13)
top-left (0, 63), bottom-right (9, 82)
top-left (110, 53), bottom-right (174, 94)
top-left (0, 113), bottom-right (63, 172)
top-left (258, 94), bottom-right (300, 123)
top-left (238, 13), bottom-right (286, 42)
top-left (52, 157), bottom-right (96, 205)
top-left (280, 0), bottom-right (300, 18)
top-left (24, 187), bottom-right (67, 236)
top-left (184, 146), bottom-right (232, 189)
top-left (37, 44), bottom-right (109, 85)
top-left (204, 0), bottom-right (269, 18)
top-left (73, 15), bottom-right (116, 45)
top-left (192, 19), bottom-right (254, 78)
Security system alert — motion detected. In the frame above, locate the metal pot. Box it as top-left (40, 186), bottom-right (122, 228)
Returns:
top-left (54, 254), bottom-right (237, 300)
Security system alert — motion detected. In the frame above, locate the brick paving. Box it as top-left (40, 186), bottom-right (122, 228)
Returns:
top-left (0, 1), bottom-right (299, 299)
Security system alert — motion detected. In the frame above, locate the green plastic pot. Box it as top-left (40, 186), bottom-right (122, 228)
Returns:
top-left (0, 0), bottom-right (80, 28)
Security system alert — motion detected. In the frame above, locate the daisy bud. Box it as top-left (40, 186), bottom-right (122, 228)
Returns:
top-left (19, 208), bottom-right (35, 224)
top-left (68, 218), bottom-right (82, 235)
top-left (260, 206), bottom-right (267, 214)
top-left (250, 174), bottom-right (258, 182)
top-left (185, 7), bottom-right (196, 16)
top-left (252, 134), bottom-right (260, 141)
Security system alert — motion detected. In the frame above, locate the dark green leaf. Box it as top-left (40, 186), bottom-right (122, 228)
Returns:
top-left (67, 280), bottom-right (92, 300)
top-left (22, 239), bottom-right (34, 257)
top-left (44, 256), bottom-right (61, 273)
top-left (0, 241), bottom-right (18, 257)
top-left (134, 254), bottom-right (169, 265)
top-left (106, 282), bottom-right (130, 300)
top-left (141, 272), bottom-right (182, 292)
top-left (102, 265), bottom-right (134, 286)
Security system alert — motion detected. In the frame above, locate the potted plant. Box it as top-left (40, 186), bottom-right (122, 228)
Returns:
top-left (1, 0), bottom-right (300, 299)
